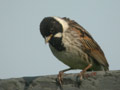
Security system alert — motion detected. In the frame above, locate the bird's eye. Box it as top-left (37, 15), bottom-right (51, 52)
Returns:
top-left (50, 28), bottom-right (54, 33)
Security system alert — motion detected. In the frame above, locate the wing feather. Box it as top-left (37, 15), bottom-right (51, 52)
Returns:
top-left (72, 23), bottom-right (109, 68)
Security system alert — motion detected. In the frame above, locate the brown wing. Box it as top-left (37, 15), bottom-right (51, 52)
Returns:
top-left (68, 20), bottom-right (109, 68)
top-left (80, 34), bottom-right (109, 67)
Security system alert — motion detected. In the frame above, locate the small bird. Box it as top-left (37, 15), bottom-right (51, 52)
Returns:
top-left (40, 16), bottom-right (109, 84)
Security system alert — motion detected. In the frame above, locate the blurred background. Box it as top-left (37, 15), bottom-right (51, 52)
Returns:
top-left (0, 0), bottom-right (120, 79)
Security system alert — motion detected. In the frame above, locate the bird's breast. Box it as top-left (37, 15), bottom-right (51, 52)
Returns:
top-left (49, 31), bottom-right (90, 69)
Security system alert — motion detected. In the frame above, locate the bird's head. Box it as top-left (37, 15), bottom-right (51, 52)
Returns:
top-left (40, 16), bottom-right (69, 44)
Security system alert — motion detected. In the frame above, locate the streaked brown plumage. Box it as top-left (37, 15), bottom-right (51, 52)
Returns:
top-left (40, 16), bottom-right (109, 84)
top-left (63, 17), bottom-right (109, 70)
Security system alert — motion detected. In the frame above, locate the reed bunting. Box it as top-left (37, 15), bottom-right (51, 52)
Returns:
top-left (40, 16), bottom-right (109, 84)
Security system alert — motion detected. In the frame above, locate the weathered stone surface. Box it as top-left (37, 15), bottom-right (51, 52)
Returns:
top-left (0, 70), bottom-right (120, 90)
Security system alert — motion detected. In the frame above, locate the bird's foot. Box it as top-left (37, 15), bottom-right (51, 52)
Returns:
top-left (76, 70), bottom-right (85, 87)
top-left (56, 68), bottom-right (72, 86)
top-left (76, 71), bottom-right (96, 87)
top-left (57, 71), bottom-right (64, 86)
top-left (77, 71), bottom-right (96, 79)
top-left (83, 72), bottom-right (96, 78)
top-left (76, 70), bottom-right (87, 85)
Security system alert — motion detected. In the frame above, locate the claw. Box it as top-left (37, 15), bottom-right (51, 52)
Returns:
top-left (90, 72), bottom-right (96, 76)
top-left (79, 70), bottom-right (85, 80)
top-left (78, 71), bottom-right (96, 80)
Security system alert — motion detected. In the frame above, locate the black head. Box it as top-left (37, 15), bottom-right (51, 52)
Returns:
top-left (40, 17), bottom-right (68, 51)
top-left (40, 17), bottom-right (63, 38)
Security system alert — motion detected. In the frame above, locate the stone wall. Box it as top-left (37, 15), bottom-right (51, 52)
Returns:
top-left (0, 70), bottom-right (120, 90)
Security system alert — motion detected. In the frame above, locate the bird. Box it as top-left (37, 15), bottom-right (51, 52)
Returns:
top-left (40, 16), bottom-right (109, 84)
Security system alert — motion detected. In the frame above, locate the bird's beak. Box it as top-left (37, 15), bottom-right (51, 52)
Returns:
top-left (45, 34), bottom-right (53, 44)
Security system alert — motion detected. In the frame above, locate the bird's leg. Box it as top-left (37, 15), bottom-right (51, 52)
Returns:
top-left (79, 64), bottom-right (92, 80)
top-left (57, 68), bottom-right (72, 85)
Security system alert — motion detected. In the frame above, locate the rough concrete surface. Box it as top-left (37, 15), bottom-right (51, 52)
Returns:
top-left (0, 70), bottom-right (120, 90)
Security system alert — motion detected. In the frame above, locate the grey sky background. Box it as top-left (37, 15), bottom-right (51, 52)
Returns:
top-left (0, 0), bottom-right (120, 79)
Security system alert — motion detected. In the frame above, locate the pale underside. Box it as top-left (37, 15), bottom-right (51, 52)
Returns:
top-left (49, 44), bottom-right (89, 69)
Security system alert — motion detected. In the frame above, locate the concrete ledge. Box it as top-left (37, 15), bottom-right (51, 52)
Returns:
top-left (0, 70), bottom-right (120, 90)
